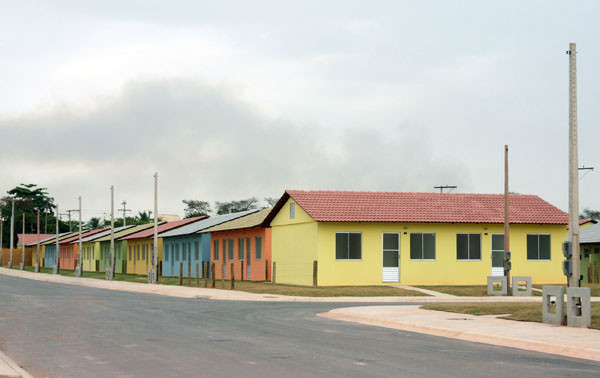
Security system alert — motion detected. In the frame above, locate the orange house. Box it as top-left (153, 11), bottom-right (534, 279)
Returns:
top-left (204, 208), bottom-right (272, 281)
top-left (59, 228), bottom-right (108, 270)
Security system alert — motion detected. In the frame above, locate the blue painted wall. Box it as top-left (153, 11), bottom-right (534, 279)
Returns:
top-left (44, 244), bottom-right (57, 267)
top-left (162, 233), bottom-right (211, 277)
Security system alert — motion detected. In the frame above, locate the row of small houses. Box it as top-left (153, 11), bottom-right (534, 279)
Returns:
top-left (12, 190), bottom-right (600, 286)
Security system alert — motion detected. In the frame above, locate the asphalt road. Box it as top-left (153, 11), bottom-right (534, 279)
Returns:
top-left (0, 275), bottom-right (598, 378)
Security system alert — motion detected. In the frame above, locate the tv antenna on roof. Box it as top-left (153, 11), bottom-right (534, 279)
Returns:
top-left (578, 165), bottom-right (594, 181)
top-left (434, 185), bottom-right (457, 194)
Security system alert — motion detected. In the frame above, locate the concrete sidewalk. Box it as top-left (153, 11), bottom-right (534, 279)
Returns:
top-left (2, 268), bottom-right (599, 303)
top-left (0, 349), bottom-right (32, 378)
top-left (319, 305), bottom-right (600, 362)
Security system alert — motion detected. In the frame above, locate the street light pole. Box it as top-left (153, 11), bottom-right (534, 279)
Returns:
top-left (20, 213), bottom-right (25, 270)
top-left (54, 205), bottom-right (60, 274)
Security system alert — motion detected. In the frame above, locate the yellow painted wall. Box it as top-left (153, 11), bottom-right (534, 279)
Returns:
top-left (272, 201), bottom-right (568, 286)
top-left (126, 238), bottom-right (163, 275)
top-left (82, 242), bottom-right (100, 272)
top-left (271, 198), bottom-right (318, 286)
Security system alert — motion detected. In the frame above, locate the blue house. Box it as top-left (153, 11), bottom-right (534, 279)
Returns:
top-left (42, 232), bottom-right (76, 268)
top-left (159, 210), bottom-right (259, 277)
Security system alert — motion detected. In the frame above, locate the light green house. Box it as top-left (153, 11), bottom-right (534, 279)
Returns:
top-left (580, 222), bottom-right (600, 283)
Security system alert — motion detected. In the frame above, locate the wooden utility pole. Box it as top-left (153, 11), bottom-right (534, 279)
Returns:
top-left (504, 145), bottom-right (511, 295)
top-left (54, 205), bottom-right (59, 274)
top-left (568, 42), bottom-right (580, 288)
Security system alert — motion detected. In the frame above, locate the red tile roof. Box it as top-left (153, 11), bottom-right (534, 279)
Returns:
top-left (119, 217), bottom-right (206, 240)
top-left (265, 190), bottom-right (568, 225)
top-left (18, 234), bottom-right (55, 246)
top-left (580, 218), bottom-right (597, 225)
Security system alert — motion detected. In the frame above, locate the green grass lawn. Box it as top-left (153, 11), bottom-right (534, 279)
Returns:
top-left (533, 283), bottom-right (600, 297)
top-left (417, 285), bottom-right (542, 297)
top-left (421, 302), bottom-right (600, 330)
top-left (10, 265), bottom-right (425, 297)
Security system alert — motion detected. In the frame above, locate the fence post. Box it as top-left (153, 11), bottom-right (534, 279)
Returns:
top-left (211, 262), bottom-right (216, 288)
top-left (272, 261), bottom-right (276, 284)
top-left (179, 261), bottom-right (183, 286)
top-left (221, 260), bottom-right (225, 286)
top-left (230, 262), bottom-right (235, 290)
top-left (204, 262), bottom-right (208, 288)
top-left (313, 260), bottom-right (318, 287)
top-left (188, 259), bottom-right (192, 286)
top-left (265, 258), bottom-right (268, 281)
top-left (241, 261), bottom-right (244, 281)
top-left (196, 263), bottom-right (199, 287)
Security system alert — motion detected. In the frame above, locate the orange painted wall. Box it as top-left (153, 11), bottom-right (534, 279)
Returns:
top-left (212, 227), bottom-right (271, 281)
top-left (59, 243), bottom-right (78, 270)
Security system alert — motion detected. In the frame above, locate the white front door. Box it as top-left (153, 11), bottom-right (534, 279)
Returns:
top-left (382, 233), bottom-right (400, 283)
top-left (491, 234), bottom-right (505, 276)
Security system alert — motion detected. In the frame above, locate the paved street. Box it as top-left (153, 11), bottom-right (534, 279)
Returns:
top-left (0, 275), bottom-right (598, 378)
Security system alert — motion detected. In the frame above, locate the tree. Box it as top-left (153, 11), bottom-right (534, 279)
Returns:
top-left (182, 200), bottom-right (211, 218)
top-left (0, 184), bottom-right (65, 248)
top-left (580, 208), bottom-right (600, 221)
top-left (264, 197), bottom-right (278, 207)
top-left (215, 197), bottom-right (259, 215)
top-left (136, 211), bottom-right (152, 223)
top-left (86, 217), bottom-right (103, 230)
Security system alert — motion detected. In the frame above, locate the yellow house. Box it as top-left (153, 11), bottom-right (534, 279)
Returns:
top-left (266, 190), bottom-right (569, 286)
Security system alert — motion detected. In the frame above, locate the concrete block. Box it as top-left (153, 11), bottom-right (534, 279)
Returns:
top-left (52, 266), bottom-right (58, 275)
top-left (567, 287), bottom-right (591, 328)
top-left (75, 266), bottom-right (82, 277)
top-left (34, 264), bottom-right (39, 273)
top-left (19, 262), bottom-right (24, 270)
top-left (542, 285), bottom-right (564, 325)
top-left (487, 276), bottom-right (507, 296)
top-left (512, 276), bottom-right (532, 296)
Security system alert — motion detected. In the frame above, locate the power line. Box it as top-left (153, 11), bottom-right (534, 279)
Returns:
top-left (434, 185), bottom-right (457, 194)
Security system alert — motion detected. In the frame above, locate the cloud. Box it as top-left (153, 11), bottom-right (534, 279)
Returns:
top-left (0, 78), bottom-right (470, 217)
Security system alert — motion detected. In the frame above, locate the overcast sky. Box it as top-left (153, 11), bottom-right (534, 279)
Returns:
top-left (1, 1), bottom-right (599, 220)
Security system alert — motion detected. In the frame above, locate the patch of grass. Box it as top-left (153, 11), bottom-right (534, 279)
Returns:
top-left (417, 285), bottom-right (489, 296)
top-left (10, 266), bottom-right (425, 297)
top-left (421, 302), bottom-right (600, 330)
top-left (533, 283), bottom-right (600, 297)
top-left (418, 285), bottom-right (541, 297)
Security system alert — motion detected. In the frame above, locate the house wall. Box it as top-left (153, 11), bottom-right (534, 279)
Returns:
top-left (60, 243), bottom-right (78, 270)
top-left (98, 241), bottom-right (128, 274)
top-left (44, 244), bottom-right (57, 267)
top-left (126, 238), bottom-right (163, 276)
top-left (211, 227), bottom-right (271, 281)
top-left (316, 222), bottom-right (566, 286)
top-left (271, 198), bottom-right (319, 286)
top-left (581, 244), bottom-right (600, 283)
top-left (81, 242), bottom-right (100, 272)
top-left (162, 234), bottom-right (209, 277)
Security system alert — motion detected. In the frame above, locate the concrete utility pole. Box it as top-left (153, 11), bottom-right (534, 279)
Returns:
top-left (54, 205), bottom-right (59, 274)
top-left (0, 219), bottom-right (3, 266)
top-left (35, 210), bottom-right (40, 272)
top-left (65, 209), bottom-right (78, 232)
top-left (120, 201), bottom-right (131, 227)
top-left (76, 196), bottom-right (83, 277)
top-left (8, 198), bottom-right (15, 269)
top-left (108, 186), bottom-right (115, 280)
top-left (151, 172), bottom-right (159, 283)
top-left (504, 145), bottom-right (511, 295)
top-left (567, 42), bottom-right (580, 288)
top-left (20, 213), bottom-right (25, 270)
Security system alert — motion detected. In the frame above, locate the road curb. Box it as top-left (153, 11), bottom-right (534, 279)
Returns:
top-left (0, 349), bottom-right (33, 378)
top-left (318, 307), bottom-right (600, 362)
